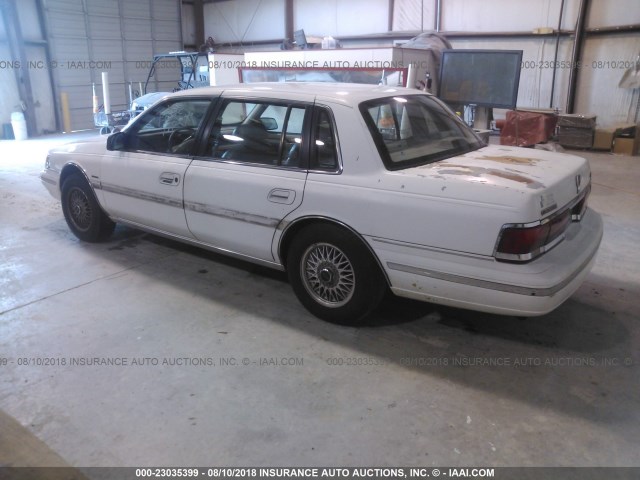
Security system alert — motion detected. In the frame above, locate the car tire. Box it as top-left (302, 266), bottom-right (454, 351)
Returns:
top-left (287, 224), bottom-right (386, 325)
top-left (61, 173), bottom-right (115, 242)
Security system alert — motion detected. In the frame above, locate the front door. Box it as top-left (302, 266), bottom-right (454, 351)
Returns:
top-left (100, 97), bottom-right (212, 237)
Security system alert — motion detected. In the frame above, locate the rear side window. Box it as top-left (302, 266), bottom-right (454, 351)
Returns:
top-left (309, 107), bottom-right (339, 172)
top-left (205, 100), bottom-right (307, 168)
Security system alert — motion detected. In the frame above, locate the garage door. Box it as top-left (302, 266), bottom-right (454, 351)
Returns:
top-left (44, 0), bottom-right (183, 131)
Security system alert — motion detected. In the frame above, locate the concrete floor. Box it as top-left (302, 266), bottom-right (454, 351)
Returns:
top-left (0, 132), bottom-right (638, 469)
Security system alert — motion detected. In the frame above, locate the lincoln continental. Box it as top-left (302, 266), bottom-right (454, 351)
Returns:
top-left (41, 83), bottom-right (603, 324)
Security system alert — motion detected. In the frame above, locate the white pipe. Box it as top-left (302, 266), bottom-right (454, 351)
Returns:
top-left (407, 63), bottom-right (418, 89)
top-left (101, 72), bottom-right (111, 115)
top-left (92, 83), bottom-right (99, 113)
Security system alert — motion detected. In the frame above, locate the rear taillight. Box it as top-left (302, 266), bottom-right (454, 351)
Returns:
top-left (495, 183), bottom-right (590, 262)
top-left (496, 209), bottom-right (571, 261)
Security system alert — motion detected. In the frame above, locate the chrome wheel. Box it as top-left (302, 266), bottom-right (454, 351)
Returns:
top-left (301, 243), bottom-right (355, 308)
top-left (68, 187), bottom-right (92, 231)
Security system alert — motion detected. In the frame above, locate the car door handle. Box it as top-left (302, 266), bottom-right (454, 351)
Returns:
top-left (159, 172), bottom-right (180, 186)
top-left (268, 188), bottom-right (295, 205)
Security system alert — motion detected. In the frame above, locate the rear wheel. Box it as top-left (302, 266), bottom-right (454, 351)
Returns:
top-left (287, 224), bottom-right (386, 324)
top-left (61, 174), bottom-right (115, 242)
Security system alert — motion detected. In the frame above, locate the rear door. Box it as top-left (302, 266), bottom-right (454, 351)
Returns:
top-left (100, 97), bottom-right (213, 237)
top-left (183, 98), bottom-right (310, 262)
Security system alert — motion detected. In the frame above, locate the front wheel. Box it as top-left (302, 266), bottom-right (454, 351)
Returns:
top-left (287, 224), bottom-right (386, 325)
top-left (61, 174), bottom-right (115, 242)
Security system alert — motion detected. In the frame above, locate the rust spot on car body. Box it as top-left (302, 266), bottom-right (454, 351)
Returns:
top-left (434, 164), bottom-right (545, 189)
top-left (474, 155), bottom-right (539, 166)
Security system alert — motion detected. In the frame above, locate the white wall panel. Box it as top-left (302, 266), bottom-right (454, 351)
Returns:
top-left (17, 0), bottom-right (44, 41)
top-left (392, 0), bottom-right (435, 32)
top-left (44, 0), bottom-right (83, 12)
top-left (26, 46), bottom-right (57, 133)
top-left (576, 34), bottom-right (640, 126)
top-left (88, 16), bottom-right (122, 40)
top-left (154, 0), bottom-right (181, 21)
top-left (587, 0), bottom-right (640, 28)
top-left (204, 0), bottom-right (284, 44)
top-left (121, 0), bottom-right (151, 19)
top-left (1, 2), bottom-right (56, 134)
top-left (123, 17), bottom-right (153, 41)
top-left (85, 0), bottom-right (120, 17)
top-left (46, 10), bottom-right (86, 38)
top-left (155, 20), bottom-right (182, 41)
top-left (294, 0), bottom-right (388, 37)
top-left (0, 45), bottom-right (21, 130)
top-left (443, 0), bottom-right (581, 32)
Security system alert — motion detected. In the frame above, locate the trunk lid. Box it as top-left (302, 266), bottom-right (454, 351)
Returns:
top-left (401, 144), bottom-right (591, 221)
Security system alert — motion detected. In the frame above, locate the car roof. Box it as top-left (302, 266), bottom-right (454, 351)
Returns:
top-left (170, 82), bottom-right (431, 107)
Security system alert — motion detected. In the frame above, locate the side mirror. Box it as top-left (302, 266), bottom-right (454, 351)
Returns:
top-left (260, 117), bottom-right (278, 131)
top-left (106, 131), bottom-right (127, 151)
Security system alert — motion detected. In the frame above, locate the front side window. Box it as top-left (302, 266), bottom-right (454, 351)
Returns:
top-left (206, 100), bottom-right (307, 168)
top-left (126, 99), bottom-right (211, 155)
top-left (360, 95), bottom-right (484, 170)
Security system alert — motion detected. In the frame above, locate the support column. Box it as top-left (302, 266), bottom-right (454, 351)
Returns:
top-left (0, 0), bottom-right (38, 136)
top-left (193, 0), bottom-right (205, 49)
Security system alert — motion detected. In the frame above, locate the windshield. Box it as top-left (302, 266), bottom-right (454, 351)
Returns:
top-left (360, 95), bottom-right (484, 170)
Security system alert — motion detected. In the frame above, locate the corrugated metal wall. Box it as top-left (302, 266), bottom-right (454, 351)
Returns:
top-left (208, 0), bottom-right (640, 127)
top-left (3, 0), bottom-right (638, 133)
top-left (436, 0), bottom-right (640, 126)
top-left (0, 8), bottom-right (21, 133)
top-left (395, 0), bottom-right (640, 126)
top-left (0, 0), bottom-right (57, 136)
top-left (43, 0), bottom-right (183, 131)
top-left (203, 0), bottom-right (286, 44)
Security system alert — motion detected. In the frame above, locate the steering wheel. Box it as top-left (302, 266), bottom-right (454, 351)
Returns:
top-left (168, 127), bottom-right (196, 152)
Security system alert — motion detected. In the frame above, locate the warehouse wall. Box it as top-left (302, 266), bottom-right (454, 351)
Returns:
top-left (3, 0), bottom-right (638, 134)
top-left (1, 0), bottom-right (184, 134)
top-left (204, 0), bottom-right (285, 44)
top-left (0, 0), bottom-right (56, 136)
top-left (43, 0), bottom-right (183, 131)
top-left (438, 0), bottom-right (640, 126)
top-left (0, 37), bottom-right (20, 136)
top-left (205, 0), bottom-right (640, 127)
top-left (294, 0), bottom-right (389, 37)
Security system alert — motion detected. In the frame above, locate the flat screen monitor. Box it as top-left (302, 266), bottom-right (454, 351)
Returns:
top-left (293, 29), bottom-right (307, 49)
top-left (438, 49), bottom-right (523, 109)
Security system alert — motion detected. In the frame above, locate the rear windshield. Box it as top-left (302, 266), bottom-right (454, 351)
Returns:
top-left (360, 95), bottom-right (484, 170)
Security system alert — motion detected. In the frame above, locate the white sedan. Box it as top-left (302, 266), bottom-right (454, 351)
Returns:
top-left (41, 83), bottom-right (603, 324)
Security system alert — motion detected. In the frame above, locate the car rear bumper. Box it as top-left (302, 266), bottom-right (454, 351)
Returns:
top-left (369, 208), bottom-right (603, 316)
